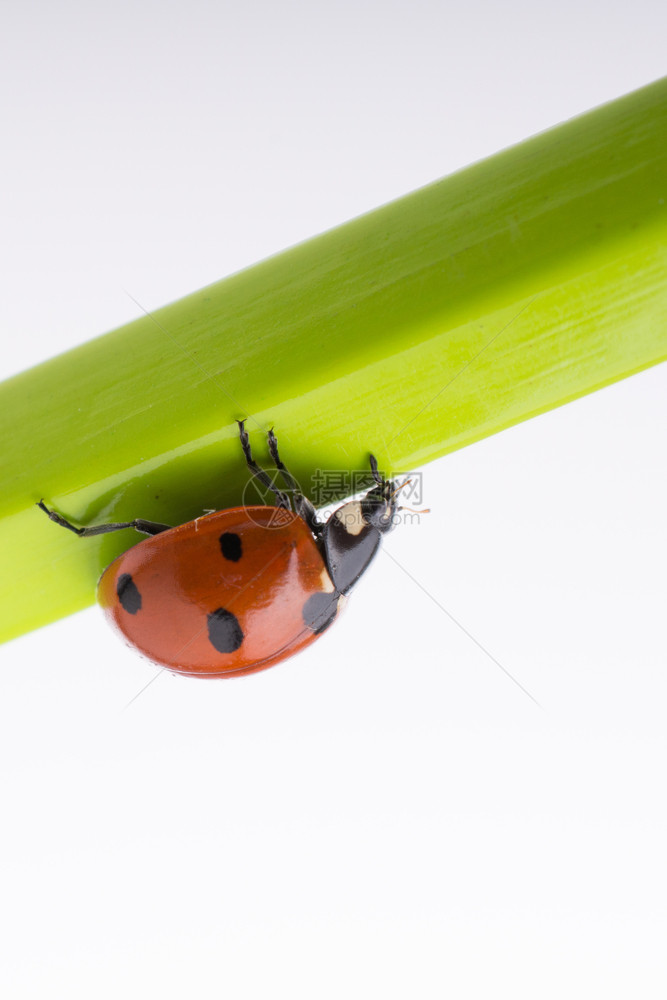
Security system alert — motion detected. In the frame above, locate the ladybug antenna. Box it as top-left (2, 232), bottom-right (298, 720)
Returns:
top-left (391, 477), bottom-right (429, 514)
top-left (389, 477), bottom-right (413, 500)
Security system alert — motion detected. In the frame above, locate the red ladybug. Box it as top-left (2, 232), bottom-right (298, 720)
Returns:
top-left (38, 422), bottom-right (407, 679)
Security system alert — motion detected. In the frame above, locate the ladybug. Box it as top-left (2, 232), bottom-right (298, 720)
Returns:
top-left (38, 422), bottom-right (409, 679)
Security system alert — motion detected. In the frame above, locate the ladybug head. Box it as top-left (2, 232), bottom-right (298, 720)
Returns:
top-left (321, 455), bottom-right (422, 595)
top-left (359, 454), bottom-right (402, 534)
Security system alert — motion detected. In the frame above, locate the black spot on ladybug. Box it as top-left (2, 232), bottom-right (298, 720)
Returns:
top-left (117, 573), bottom-right (142, 614)
top-left (302, 591), bottom-right (339, 635)
top-left (207, 607), bottom-right (244, 653)
top-left (219, 531), bottom-right (242, 562)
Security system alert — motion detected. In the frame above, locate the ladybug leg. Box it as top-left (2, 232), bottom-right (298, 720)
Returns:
top-left (267, 428), bottom-right (322, 537)
top-left (266, 428), bottom-right (300, 494)
top-left (293, 494), bottom-right (321, 536)
top-left (237, 420), bottom-right (291, 510)
top-left (369, 454), bottom-right (384, 486)
top-left (37, 501), bottom-right (172, 537)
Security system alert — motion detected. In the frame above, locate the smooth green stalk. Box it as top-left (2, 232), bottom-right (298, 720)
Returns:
top-left (2, 78), bottom-right (666, 645)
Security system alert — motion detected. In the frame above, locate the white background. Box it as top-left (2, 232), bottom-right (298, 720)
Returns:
top-left (2, 2), bottom-right (666, 997)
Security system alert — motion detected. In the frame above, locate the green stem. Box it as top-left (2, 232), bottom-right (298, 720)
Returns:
top-left (2, 78), bottom-right (666, 645)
